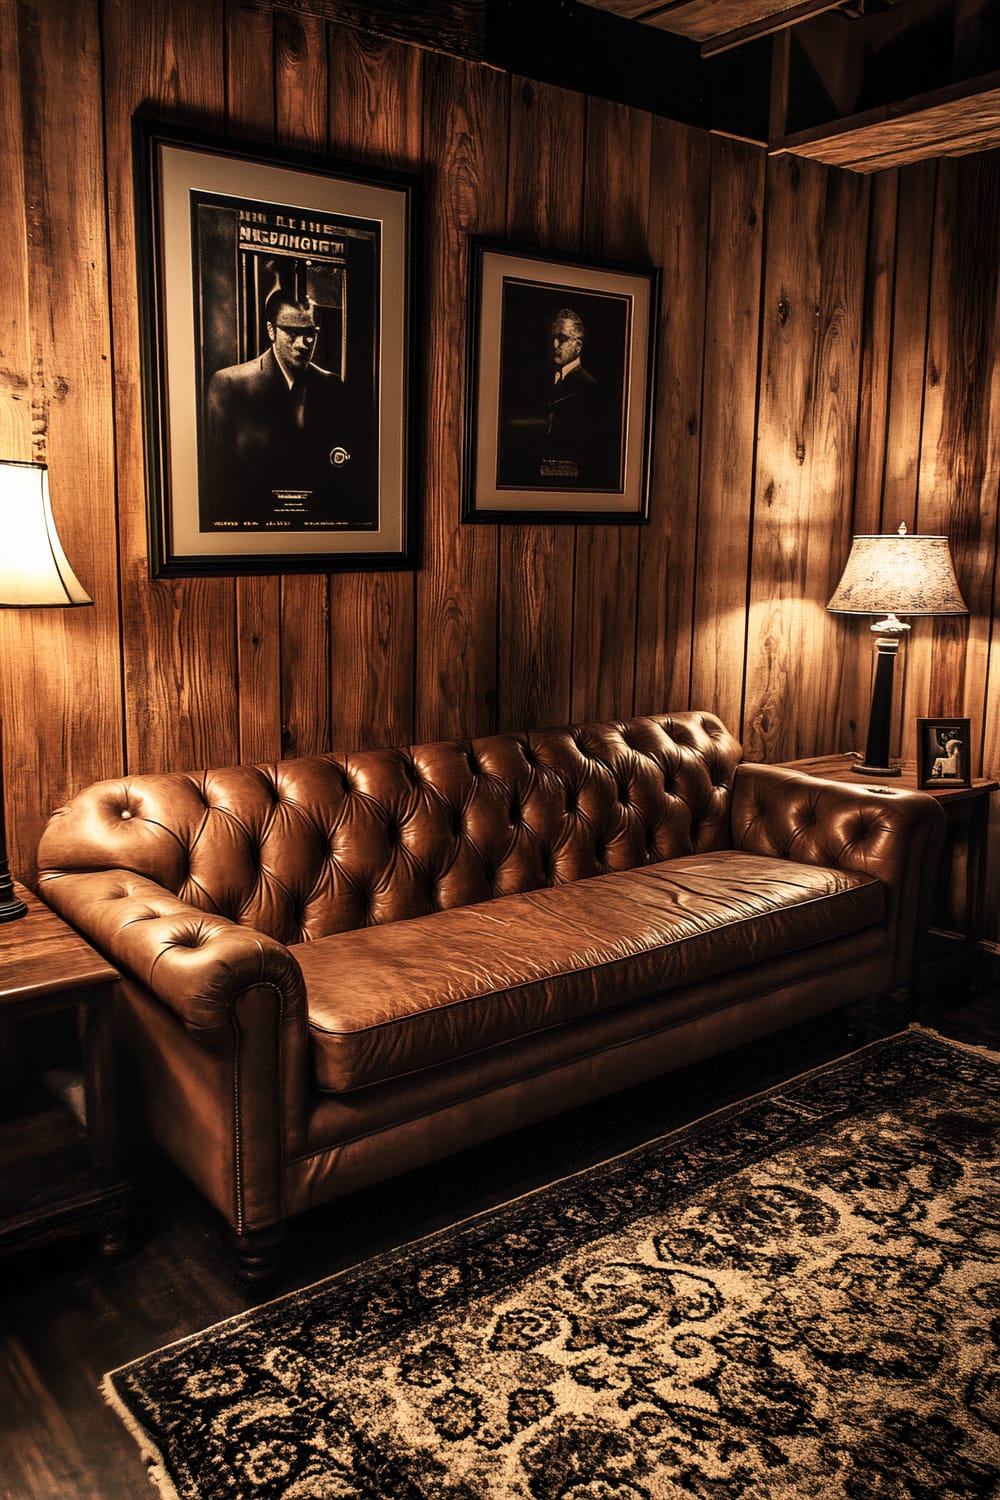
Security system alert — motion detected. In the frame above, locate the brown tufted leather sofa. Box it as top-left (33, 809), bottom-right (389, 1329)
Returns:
top-left (36, 712), bottom-right (945, 1282)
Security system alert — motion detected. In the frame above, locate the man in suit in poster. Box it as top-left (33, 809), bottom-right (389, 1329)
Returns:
top-left (544, 306), bottom-right (606, 483)
top-left (201, 289), bottom-right (373, 529)
top-left (499, 302), bottom-right (620, 491)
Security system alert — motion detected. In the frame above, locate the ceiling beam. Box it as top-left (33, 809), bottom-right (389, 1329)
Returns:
top-left (240, 0), bottom-right (488, 60)
top-left (771, 69), bottom-right (1000, 171)
top-left (698, 0), bottom-right (846, 56)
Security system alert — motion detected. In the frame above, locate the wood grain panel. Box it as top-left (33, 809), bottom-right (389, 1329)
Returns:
top-left (274, 9), bottom-right (333, 758)
top-left (581, 0), bottom-right (832, 40)
top-left (497, 76), bottom-right (585, 733)
top-left (688, 136), bottom-right (764, 732)
top-left (0, 0), bottom-right (35, 884)
top-left (882, 163), bottom-right (937, 531)
top-left (898, 158), bottom-right (970, 748)
top-left (255, 0), bottom-right (486, 59)
top-left (915, 153), bottom-right (1000, 739)
top-left (809, 164), bottom-right (870, 747)
top-left (0, 0), bottom-right (31, 462)
top-left (572, 98), bottom-right (651, 722)
top-left (415, 51), bottom-right (507, 743)
top-left (874, 162), bottom-right (936, 760)
top-left (738, 156), bottom-right (825, 761)
top-left (326, 25), bottom-right (422, 751)
top-left (852, 170), bottom-right (899, 535)
top-left (634, 116), bottom-right (711, 718)
top-left (225, 0), bottom-right (283, 767)
top-left (836, 169), bottom-right (900, 756)
top-left (744, 156), bottom-right (868, 762)
top-left (102, 0), bottom-right (238, 776)
top-left (4, 0), bottom-right (121, 880)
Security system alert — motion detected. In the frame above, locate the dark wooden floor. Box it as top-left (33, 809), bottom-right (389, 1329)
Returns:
top-left (1, 962), bottom-right (998, 1500)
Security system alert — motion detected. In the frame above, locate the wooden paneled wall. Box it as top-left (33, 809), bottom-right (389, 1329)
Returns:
top-left (2, 0), bottom-right (999, 942)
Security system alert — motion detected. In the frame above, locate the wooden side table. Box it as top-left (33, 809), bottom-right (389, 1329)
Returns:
top-left (0, 881), bottom-right (129, 1256)
top-left (780, 752), bottom-right (998, 994)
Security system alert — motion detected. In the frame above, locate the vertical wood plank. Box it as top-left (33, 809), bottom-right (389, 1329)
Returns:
top-left (742, 155), bottom-right (824, 762)
top-left (876, 162), bottom-right (937, 761)
top-left (913, 153), bottom-right (1000, 744)
top-left (836, 166), bottom-right (900, 755)
top-left (414, 51), bottom-right (506, 743)
top-left (274, 9), bottom-right (332, 758)
top-left (571, 99), bottom-right (651, 722)
top-left (688, 136), bottom-right (764, 732)
top-left (882, 162), bottom-right (937, 529)
top-left (853, 170), bottom-right (899, 534)
top-left (497, 76), bottom-right (585, 733)
top-left (3, 0), bottom-right (122, 881)
top-left (0, 0), bottom-right (35, 883)
top-left (225, 0), bottom-right (283, 767)
top-left (0, 0), bottom-right (31, 462)
top-left (634, 116), bottom-right (711, 719)
top-left (744, 156), bottom-right (868, 763)
top-left (102, 0), bottom-right (238, 775)
top-left (326, 24), bottom-right (422, 752)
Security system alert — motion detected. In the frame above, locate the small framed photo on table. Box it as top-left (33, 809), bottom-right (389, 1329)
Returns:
top-left (917, 717), bottom-right (972, 789)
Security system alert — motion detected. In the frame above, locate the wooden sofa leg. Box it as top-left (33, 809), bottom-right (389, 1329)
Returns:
top-left (228, 1223), bottom-right (286, 1291)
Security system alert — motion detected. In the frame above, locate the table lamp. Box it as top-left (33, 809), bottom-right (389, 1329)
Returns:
top-left (826, 522), bottom-right (968, 777)
top-left (0, 459), bottom-right (92, 921)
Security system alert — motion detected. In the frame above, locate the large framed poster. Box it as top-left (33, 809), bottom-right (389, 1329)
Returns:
top-left (132, 115), bottom-right (417, 576)
top-left (463, 239), bottom-right (658, 523)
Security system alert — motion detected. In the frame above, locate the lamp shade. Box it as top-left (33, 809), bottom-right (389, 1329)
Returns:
top-left (827, 525), bottom-right (967, 618)
top-left (0, 459), bottom-right (91, 606)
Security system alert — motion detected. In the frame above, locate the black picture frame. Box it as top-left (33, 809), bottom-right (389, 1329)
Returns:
top-left (917, 717), bottom-right (973, 789)
top-left (132, 114), bottom-right (418, 577)
top-left (463, 239), bottom-right (659, 523)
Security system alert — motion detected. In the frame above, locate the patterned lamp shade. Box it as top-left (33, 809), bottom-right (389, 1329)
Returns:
top-left (0, 459), bottom-right (91, 607)
top-left (827, 524), bottom-right (968, 618)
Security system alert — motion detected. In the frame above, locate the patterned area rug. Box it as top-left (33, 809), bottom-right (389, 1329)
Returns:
top-left (104, 1028), bottom-right (1000, 1499)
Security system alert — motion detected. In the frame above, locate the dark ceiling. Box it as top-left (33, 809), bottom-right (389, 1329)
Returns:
top-left (486, 0), bottom-right (1000, 168)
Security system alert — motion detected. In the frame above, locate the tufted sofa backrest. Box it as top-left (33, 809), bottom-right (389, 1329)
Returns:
top-left (37, 712), bottom-right (743, 946)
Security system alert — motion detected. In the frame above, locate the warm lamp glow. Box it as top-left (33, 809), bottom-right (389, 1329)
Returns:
top-left (0, 458), bottom-right (92, 922)
top-left (827, 523), bottom-right (968, 778)
top-left (0, 459), bottom-right (91, 606)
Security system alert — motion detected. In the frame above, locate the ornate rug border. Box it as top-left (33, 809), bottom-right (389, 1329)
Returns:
top-left (101, 1024), bottom-right (1000, 1497)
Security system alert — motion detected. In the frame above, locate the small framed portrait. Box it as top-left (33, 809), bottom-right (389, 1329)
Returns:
top-left (132, 114), bottom-right (417, 576)
top-left (463, 240), bottom-right (659, 523)
top-left (917, 717), bottom-right (972, 789)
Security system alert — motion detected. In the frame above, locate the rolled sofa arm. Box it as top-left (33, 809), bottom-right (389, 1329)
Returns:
top-left (37, 868), bottom-right (307, 1032)
top-left (37, 868), bottom-right (311, 1235)
top-left (730, 762), bottom-right (946, 989)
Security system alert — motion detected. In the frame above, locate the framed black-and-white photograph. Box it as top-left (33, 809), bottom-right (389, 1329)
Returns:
top-left (917, 717), bottom-right (972, 789)
top-left (132, 115), bottom-right (417, 576)
top-left (463, 240), bottom-right (658, 523)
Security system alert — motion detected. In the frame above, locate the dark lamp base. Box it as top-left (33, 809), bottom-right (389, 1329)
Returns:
top-left (853, 762), bottom-right (901, 778)
top-left (0, 869), bottom-right (27, 922)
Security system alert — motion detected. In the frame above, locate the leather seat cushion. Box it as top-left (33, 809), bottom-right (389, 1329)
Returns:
top-left (296, 850), bottom-right (883, 1093)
